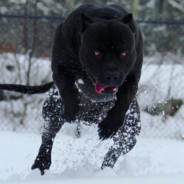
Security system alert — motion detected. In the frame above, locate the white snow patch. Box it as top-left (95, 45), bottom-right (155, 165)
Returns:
top-left (77, 79), bottom-right (84, 84)
top-left (0, 131), bottom-right (184, 183)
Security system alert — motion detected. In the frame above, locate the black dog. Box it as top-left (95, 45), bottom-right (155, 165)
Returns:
top-left (0, 4), bottom-right (143, 175)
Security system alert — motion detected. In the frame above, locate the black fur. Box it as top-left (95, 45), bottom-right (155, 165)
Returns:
top-left (0, 4), bottom-right (143, 175)
top-left (0, 82), bottom-right (53, 94)
top-left (51, 4), bottom-right (143, 139)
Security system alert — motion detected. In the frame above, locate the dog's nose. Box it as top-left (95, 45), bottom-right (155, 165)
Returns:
top-left (105, 71), bottom-right (120, 84)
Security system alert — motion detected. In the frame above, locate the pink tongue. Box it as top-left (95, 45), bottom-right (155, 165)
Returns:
top-left (95, 82), bottom-right (107, 93)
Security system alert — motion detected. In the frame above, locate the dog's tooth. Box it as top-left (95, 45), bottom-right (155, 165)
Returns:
top-left (112, 88), bottom-right (117, 92)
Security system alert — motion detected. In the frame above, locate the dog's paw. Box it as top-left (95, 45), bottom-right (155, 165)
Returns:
top-left (98, 116), bottom-right (122, 140)
top-left (31, 155), bottom-right (51, 175)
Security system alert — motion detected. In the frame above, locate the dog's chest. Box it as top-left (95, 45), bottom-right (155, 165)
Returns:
top-left (77, 94), bottom-right (115, 124)
top-left (46, 85), bottom-right (115, 125)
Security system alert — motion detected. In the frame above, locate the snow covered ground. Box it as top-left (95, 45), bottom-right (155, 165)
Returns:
top-left (0, 129), bottom-right (184, 184)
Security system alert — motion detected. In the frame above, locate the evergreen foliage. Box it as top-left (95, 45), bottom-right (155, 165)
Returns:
top-left (0, 0), bottom-right (184, 59)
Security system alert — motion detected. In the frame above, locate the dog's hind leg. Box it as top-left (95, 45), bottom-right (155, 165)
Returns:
top-left (101, 99), bottom-right (141, 169)
top-left (32, 86), bottom-right (64, 175)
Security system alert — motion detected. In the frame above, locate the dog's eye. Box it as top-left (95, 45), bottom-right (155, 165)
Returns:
top-left (121, 52), bottom-right (126, 57)
top-left (94, 51), bottom-right (100, 56)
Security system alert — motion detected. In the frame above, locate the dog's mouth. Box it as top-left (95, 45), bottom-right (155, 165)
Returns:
top-left (95, 82), bottom-right (117, 94)
top-left (85, 72), bottom-right (118, 94)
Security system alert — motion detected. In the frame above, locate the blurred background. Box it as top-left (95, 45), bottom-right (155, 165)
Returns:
top-left (0, 0), bottom-right (184, 139)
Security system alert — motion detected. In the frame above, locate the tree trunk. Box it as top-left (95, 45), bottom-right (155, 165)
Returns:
top-left (153, 0), bottom-right (168, 19)
top-left (23, 0), bottom-right (29, 53)
top-left (26, 0), bottom-right (38, 86)
top-left (131, 0), bottom-right (140, 19)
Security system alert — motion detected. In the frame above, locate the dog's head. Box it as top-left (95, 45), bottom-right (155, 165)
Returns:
top-left (78, 14), bottom-right (137, 94)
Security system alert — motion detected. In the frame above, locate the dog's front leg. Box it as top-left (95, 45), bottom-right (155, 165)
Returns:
top-left (53, 71), bottom-right (79, 121)
top-left (98, 74), bottom-right (138, 140)
top-left (101, 99), bottom-right (141, 169)
top-left (31, 133), bottom-right (53, 175)
top-left (32, 122), bottom-right (63, 175)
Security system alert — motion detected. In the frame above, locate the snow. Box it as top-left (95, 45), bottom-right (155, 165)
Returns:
top-left (0, 53), bottom-right (51, 85)
top-left (168, 0), bottom-right (184, 13)
top-left (0, 130), bottom-right (184, 183)
top-left (8, 0), bottom-right (26, 3)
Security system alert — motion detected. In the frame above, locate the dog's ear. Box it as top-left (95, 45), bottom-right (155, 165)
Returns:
top-left (81, 13), bottom-right (93, 32)
top-left (122, 13), bottom-right (136, 33)
top-left (122, 13), bottom-right (133, 24)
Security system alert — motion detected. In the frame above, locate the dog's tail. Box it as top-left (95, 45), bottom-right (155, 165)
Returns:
top-left (0, 82), bottom-right (54, 94)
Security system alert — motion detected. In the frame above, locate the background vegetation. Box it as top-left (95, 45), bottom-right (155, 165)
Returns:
top-left (0, 0), bottom-right (184, 59)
